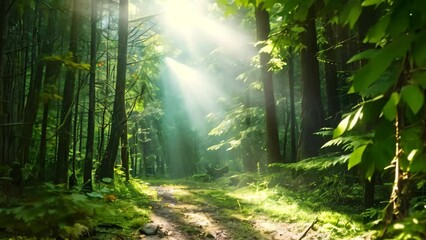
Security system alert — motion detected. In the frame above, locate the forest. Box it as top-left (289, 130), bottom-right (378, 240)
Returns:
top-left (0, 0), bottom-right (425, 239)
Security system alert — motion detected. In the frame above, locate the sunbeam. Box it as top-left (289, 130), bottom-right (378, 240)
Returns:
top-left (159, 0), bottom-right (254, 60)
top-left (164, 57), bottom-right (224, 134)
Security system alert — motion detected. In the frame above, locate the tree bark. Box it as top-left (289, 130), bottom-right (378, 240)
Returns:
top-left (254, 3), bottom-right (281, 165)
top-left (298, 5), bottom-right (325, 160)
top-left (242, 83), bottom-right (257, 171)
top-left (100, 0), bottom-right (129, 179)
top-left (83, 0), bottom-right (98, 191)
top-left (55, 0), bottom-right (83, 184)
top-left (323, 23), bottom-right (340, 127)
top-left (287, 49), bottom-right (297, 163)
top-left (121, 119), bottom-right (130, 181)
top-left (35, 6), bottom-right (60, 182)
top-left (18, 0), bottom-right (43, 168)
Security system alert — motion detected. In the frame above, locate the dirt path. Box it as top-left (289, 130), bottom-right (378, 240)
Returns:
top-left (139, 184), bottom-right (328, 240)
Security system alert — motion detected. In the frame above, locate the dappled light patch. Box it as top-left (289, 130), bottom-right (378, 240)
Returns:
top-left (144, 176), bottom-right (367, 239)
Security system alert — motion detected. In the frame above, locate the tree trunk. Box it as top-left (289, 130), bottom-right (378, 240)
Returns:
top-left (323, 23), bottom-right (340, 127)
top-left (254, 3), bottom-right (281, 165)
top-left (70, 72), bottom-right (82, 189)
top-left (55, 0), bottom-right (83, 184)
top-left (99, 0), bottom-right (129, 179)
top-left (0, 0), bottom-right (12, 192)
top-left (242, 85), bottom-right (257, 171)
top-left (357, 6), bottom-right (378, 213)
top-left (298, 5), bottom-right (324, 160)
top-left (83, 0), bottom-right (97, 191)
top-left (287, 49), bottom-right (297, 163)
top-left (35, 6), bottom-right (60, 182)
top-left (121, 119), bottom-right (130, 181)
top-left (18, 0), bottom-right (42, 168)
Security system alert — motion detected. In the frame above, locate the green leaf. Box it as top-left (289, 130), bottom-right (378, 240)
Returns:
top-left (341, 0), bottom-right (362, 28)
top-left (401, 85), bottom-right (424, 114)
top-left (382, 92), bottom-right (400, 121)
top-left (347, 49), bottom-right (378, 63)
top-left (349, 145), bottom-right (367, 169)
top-left (333, 114), bottom-right (351, 138)
top-left (87, 192), bottom-right (104, 199)
top-left (388, 4), bottom-right (409, 37)
top-left (364, 14), bottom-right (390, 44)
top-left (348, 106), bottom-right (363, 130)
top-left (412, 32), bottom-right (426, 67)
top-left (412, 72), bottom-right (426, 89)
top-left (352, 34), bottom-right (413, 92)
top-left (294, 5), bottom-right (309, 21)
top-left (101, 178), bottom-right (113, 183)
top-left (361, 0), bottom-right (384, 6)
top-left (410, 153), bottom-right (426, 173)
top-left (365, 162), bottom-right (375, 181)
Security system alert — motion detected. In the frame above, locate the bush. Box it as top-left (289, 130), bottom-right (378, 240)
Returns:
top-left (0, 183), bottom-right (107, 239)
top-left (191, 173), bottom-right (212, 182)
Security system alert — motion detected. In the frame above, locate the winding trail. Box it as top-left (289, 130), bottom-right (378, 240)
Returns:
top-left (141, 184), bottom-right (329, 240)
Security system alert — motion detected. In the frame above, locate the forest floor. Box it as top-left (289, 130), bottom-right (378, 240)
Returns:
top-left (0, 174), bottom-right (371, 240)
top-left (131, 176), bottom-right (372, 240)
top-left (0, 173), bottom-right (372, 239)
top-left (142, 183), bottom-right (325, 240)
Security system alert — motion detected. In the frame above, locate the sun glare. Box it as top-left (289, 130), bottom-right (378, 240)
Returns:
top-left (161, 0), bottom-right (204, 35)
top-left (160, 0), bottom-right (252, 58)
top-left (165, 57), bottom-right (223, 133)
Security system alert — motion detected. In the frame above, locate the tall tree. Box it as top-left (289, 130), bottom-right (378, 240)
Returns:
top-left (55, 0), bottom-right (83, 184)
top-left (121, 121), bottom-right (130, 181)
top-left (297, 5), bottom-right (324, 160)
top-left (254, 3), bottom-right (281, 165)
top-left (323, 23), bottom-right (340, 126)
top-left (83, 0), bottom-right (98, 191)
top-left (35, 3), bottom-right (61, 181)
top-left (0, 0), bottom-right (12, 167)
top-left (99, 0), bottom-right (129, 179)
top-left (18, 0), bottom-right (42, 167)
top-left (287, 48), bottom-right (297, 162)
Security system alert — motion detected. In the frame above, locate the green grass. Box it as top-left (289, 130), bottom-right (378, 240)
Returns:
top-left (146, 173), bottom-right (368, 239)
top-left (85, 177), bottom-right (156, 239)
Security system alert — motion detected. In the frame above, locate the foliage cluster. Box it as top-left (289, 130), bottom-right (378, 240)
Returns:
top-left (0, 183), bottom-right (105, 239)
top-left (0, 173), bottom-right (155, 239)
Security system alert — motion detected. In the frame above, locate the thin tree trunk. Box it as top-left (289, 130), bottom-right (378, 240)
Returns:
top-left (242, 85), bottom-right (257, 171)
top-left (35, 6), bottom-right (60, 182)
top-left (55, 0), bottom-right (82, 184)
top-left (357, 6), bottom-right (378, 213)
top-left (287, 49), bottom-right (297, 163)
top-left (83, 0), bottom-right (97, 191)
top-left (121, 120), bottom-right (130, 181)
top-left (254, 3), bottom-right (281, 165)
top-left (100, 0), bottom-right (129, 179)
top-left (298, 5), bottom-right (324, 160)
top-left (19, 0), bottom-right (41, 167)
top-left (324, 23), bottom-right (340, 126)
top-left (0, 0), bottom-right (12, 192)
top-left (70, 72), bottom-right (82, 189)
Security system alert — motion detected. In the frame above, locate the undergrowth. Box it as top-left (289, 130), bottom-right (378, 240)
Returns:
top-left (0, 183), bottom-right (103, 239)
top-left (0, 172), bottom-right (155, 239)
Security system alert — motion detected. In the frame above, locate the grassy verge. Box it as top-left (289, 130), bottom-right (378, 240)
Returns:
top-left (146, 173), bottom-right (368, 239)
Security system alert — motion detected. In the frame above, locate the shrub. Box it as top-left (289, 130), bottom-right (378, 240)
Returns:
top-left (0, 183), bottom-right (107, 239)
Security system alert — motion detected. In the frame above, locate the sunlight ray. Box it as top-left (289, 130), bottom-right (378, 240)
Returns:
top-left (164, 57), bottom-right (224, 133)
top-left (159, 0), bottom-right (254, 61)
